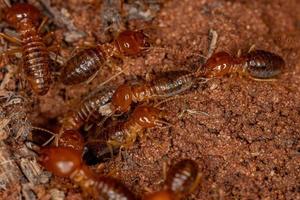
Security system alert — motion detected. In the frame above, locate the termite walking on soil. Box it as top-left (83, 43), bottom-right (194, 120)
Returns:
top-left (61, 30), bottom-right (150, 85)
top-left (84, 105), bottom-right (168, 161)
top-left (1, 3), bottom-right (54, 95)
top-left (144, 159), bottom-right (200, 200)
top-left (203, 50), bottom-right (285, 80)
top-left (110, 70), bottom-right (207, 113)
top-left (38, 146), bottom-right (137, 200)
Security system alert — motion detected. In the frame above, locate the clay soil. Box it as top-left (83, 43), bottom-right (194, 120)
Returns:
top-left (2, 0), bottom-right (300, 199)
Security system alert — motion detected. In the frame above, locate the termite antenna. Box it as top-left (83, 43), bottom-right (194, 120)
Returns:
top-left (155, 120), bottom-right (174, 128)
top-left (206, 29), bottom-right (218, 60)
top-left (31, 126), bottom-right (57, 146)
top-left (154, 96), bottom-right (187, 108)
top-left (92, 66), bottom-right (128, 92)
top-left (1, 0), bottom-right (11, 8)
top-left (25, 141), bottom-right (41, 154)
top-left (146, 46), bottom-right (207, 59)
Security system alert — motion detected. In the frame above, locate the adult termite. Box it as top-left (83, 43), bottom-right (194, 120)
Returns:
top-left (84, 105), bottom-right (168, 162)
top-left (0, 3), bottom-right (55, 95)
top-left (38, 146), bottom-right (137, 200)
top-left (61, 30), bottom-right (150, 85)
top-left (202, 50), bottom-right (285, 80)
top-left (144, 159), bottom-right (200, 200)
top-left (110, 70), bottom-right (207, 113)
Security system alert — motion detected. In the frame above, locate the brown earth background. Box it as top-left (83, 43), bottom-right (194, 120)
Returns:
top-left (0, 0), bottom-right (300, 199)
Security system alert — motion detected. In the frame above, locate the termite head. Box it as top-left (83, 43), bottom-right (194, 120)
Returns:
top-left (38, 147), bottom-right (82, 177)
top-left (111, 84), bottom-right (133, 113)
top-left (115, 30), bottom-right (151, 56)
top-left (5, 3), bottom-right (41, 28)
top-left (203, 51), bottom-right (235, 78)
top-left (131, 105), bottom-right (165, 128)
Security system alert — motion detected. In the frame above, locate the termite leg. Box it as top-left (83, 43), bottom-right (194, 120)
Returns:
top-left (38, 16), bottom-right (49, 33)
top-left (0, 33), bottom-right (22, 45)
top-left (43, 31), bottom-right (56, 46)
top-left (237, 44), bottom-right (256, 57)
top-left (70, 44), bottom-right (96, 56)
top-left (84, 69), bottom-right (100, 84)
top-left (247, 76), bottom-right (278, 82)
top-left (0, 48), bottom-right (22, 65)
top-left (248, 44), bottom-right (256, 53)
top-left (189, 172), bottom-right (202, 193)
top-left (162, 160), bottom-right (168, 181)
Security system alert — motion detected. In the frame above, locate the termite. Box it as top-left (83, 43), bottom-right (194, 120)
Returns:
top-left (110, 70), bottom-right (207, 113)
top-left (57, 129), bottom-right (85, 152)
top-left (1, 3), bottom-right (54, 95)
top-left (144, 159), bottom-right (200, 200)
top-left (61, 30), bottom-right (150, 85)
top-left (203, 50), bottom-right (285, 79)
top-left (38, 146), bottom-right (137, 200)
top-left (84, 105), bottom-right (167, 161)
top-left (60, 86), bottom-right (115, 131)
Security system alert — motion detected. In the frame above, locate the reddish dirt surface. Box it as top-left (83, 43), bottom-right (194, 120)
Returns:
top-left (1, 0), bottom-right (300, 199)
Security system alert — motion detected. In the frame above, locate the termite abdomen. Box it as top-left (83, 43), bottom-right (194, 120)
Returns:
top-left (61, 86), bottom-right (115, 131)
top-left (166, 159), bottom-right (199, 196)
top-left (95, 176), bottom-right (136, 200)
top-left (4, 3), bottom-right (51, 95)
top-left (61, 30), bottom-right (150, 85)
top-left (244, 50), bottom-right (285, 79)
top-left (61, 47), bottom-right (106, 85)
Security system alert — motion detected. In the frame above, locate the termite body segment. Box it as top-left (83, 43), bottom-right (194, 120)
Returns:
top-left (39, 146), bottom-right (136, 200)
top-left (60, 87), bottom-right (115, 131)
top-left (61, 30), bottom-right (150, 85)
top-left (3, 3), bottom-right (51, 95)
top-left (203, 50), bottom-right (285, 79)
top-left (111, 70), bottom-right (199, 113)
top-left (104, 105), bottom-right (164, 149)
top-left (165, 159), bottom-right (200, 197)
top-left (85, 105), bottom-right (166, 161)
top-left (144, 159), bottom-right (200, 200)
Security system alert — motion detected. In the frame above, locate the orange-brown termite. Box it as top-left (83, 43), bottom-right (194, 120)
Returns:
top-left (1, 3), bottom-right (54, 95)
top-left (38, 146), bottom-right (137, 200)
top-left (84, 105), bottom-right (167, 162)
top-left (144, 159), bottom-right (200, 200)
top-left (110, 70), bottom-right (207, 113)
top-left (61, 30), bottom-right (150, 85)
top-left (203, 50), bottom-right (285, 79)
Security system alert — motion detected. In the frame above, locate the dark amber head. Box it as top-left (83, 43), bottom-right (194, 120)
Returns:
top-left (39, 147), bottom-right (82, 177)
top-left (131, 106), bottom-right (161, 128)
top-left (115, 30), bottom-right (150, 56)
top-left (5, 3), bottom-right (41, 27)
top-left (203, 51), bottom-right (235, 78)
top-left (112, 84), bottom-right (132, 112)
